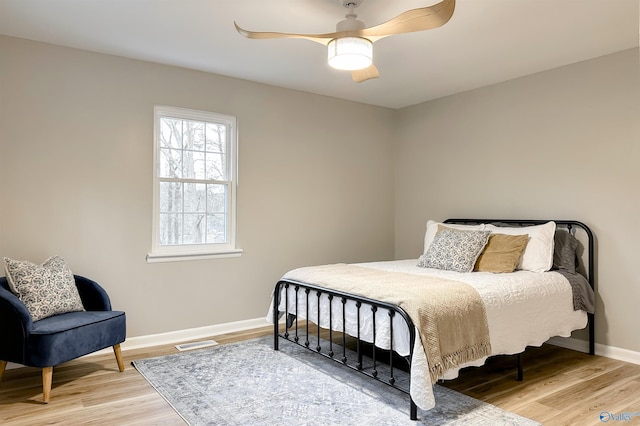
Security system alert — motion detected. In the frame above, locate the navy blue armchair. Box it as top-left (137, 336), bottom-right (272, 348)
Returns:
top-left (0, 275), bottom-right (126, 402)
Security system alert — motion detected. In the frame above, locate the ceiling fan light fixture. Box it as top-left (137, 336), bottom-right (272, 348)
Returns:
top-left (327, 37), bottom-right (372, 71)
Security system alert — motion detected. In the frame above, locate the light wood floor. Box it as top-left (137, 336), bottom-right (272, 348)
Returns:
top-left (1, 326), bottom-right (639, 425)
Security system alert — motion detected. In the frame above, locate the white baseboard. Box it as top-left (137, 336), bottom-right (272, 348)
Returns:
top-left (116, 316), bottom-right (270, 352)
top-left (5, 316), bottom-right (270, 371)
top-left (548, 336), bottom-right (640, 366)
top-left (8, 321), bottom-right (638, 372)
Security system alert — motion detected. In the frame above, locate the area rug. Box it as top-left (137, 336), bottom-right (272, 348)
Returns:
top-left (132, 336), bottom-right (540, 426)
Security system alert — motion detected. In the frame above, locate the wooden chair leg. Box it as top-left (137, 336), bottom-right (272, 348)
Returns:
top-left (113, 344), bottom-right (125, 372)
top-left (42, 366), bottom-right (53, 403)
top-left (0, 360), bottom-right (7, 381)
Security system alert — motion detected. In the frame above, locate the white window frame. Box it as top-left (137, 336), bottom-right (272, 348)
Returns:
top-left (147, 105), bottom-right (241, 263)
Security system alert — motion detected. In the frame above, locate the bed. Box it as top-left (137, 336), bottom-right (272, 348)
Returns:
top-left (268, 219), bottom-right (596, 420)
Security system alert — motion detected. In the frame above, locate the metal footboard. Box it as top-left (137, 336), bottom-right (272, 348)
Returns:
top-left (272, 279), bottom-right (419, 420)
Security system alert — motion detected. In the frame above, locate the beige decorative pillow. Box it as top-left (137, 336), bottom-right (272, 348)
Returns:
top-left (474, 234), bottom-right (529, 273)
top-left (4, 256), bottom-right (85, 321)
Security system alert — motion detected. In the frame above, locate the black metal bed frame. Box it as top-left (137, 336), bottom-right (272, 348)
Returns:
top-left (272, 219), bottom-right (596, 421)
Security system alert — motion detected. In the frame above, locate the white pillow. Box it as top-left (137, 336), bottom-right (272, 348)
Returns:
top-left (423, 220), bottom-right (486, 254)
top-left (484, 221), bottom-right (556, 272)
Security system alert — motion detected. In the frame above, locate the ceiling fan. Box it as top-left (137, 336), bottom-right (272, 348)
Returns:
top-left (234, 0), bottom-right (456, 83)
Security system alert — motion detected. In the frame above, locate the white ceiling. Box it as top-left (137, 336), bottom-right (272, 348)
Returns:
top-left (1, 0), bottom-right (638, 109)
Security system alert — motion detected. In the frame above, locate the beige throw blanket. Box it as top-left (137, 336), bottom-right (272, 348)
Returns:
top-left (283, 264), bottom-right (491, 383)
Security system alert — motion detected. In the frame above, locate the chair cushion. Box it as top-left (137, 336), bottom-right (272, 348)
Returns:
top-left (25, 310), bottom-right (126, 367)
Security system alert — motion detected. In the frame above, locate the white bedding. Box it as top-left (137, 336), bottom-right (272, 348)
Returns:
top-left (268, 259), bottom-right (588, 410)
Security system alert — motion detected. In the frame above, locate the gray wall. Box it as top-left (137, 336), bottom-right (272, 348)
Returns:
top-left (394, 48), bottom-right (640, 352)
top-left (2, 35), bottom-right (639, 355)
top-left (0, 36), bottom-right (396, 337)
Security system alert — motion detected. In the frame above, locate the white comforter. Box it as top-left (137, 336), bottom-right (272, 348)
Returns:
top-left (269, 259), bottom-right (588, 410)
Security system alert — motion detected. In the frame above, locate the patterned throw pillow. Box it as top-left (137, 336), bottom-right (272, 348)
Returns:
top-left (417, 229), bottom-right (491, 273)
top-left (4, 256), bottom-right (85, 321)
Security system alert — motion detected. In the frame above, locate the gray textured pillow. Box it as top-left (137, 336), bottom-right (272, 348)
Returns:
top-left (553, 230), bottom-right (579, 274)
top-left (4, 256), bottom-right (85, 321)
top-left (417, 229), bottom-right (491, 273)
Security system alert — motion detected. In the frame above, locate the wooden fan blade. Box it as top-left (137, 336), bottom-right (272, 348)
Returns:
top-left (352, 64), bottom-right (380, 83)
top-left (234, 22), bottom-right (333, 45)
top-left (360, 0), bottom-right (455, 38)
top-left (235, 0), bottom-right (455, 44)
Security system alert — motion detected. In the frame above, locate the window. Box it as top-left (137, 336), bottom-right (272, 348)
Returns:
top-left (148, 106), bottom-right (241, 262)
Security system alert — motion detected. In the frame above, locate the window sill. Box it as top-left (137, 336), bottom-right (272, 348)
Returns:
top-left (146, 249), bottom-right (243, 263)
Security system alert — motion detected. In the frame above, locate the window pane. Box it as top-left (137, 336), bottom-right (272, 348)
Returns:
top-left (207, 214), bottom-right (227, 243)
top-left (207, 184), bottom-right (226, 213)
top-left (183, 120), bottom-right (205, 151)
top-left (159, 182), bottom-right (182, 213)
top-left (184, 183), bottom-right (206, 213)
top-left (184, 213), bottom-right (206, 244)
top-left (160, 213), bottom-right (182, 245)
top-left (206, 152), bottom-right (226, 181)
top-left (160, 118), bottom-right (182, 149)
top-left (183, 150), bottom-right (205, 180)
top-left (206, 123), bottom-right (226, 153)
top-left (159, 148), bottom-right (182, 178)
